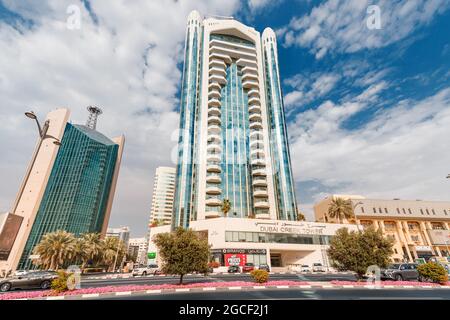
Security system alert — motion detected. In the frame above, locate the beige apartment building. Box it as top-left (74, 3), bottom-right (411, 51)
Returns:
top-left (314, 195), bottom-right (450, 263)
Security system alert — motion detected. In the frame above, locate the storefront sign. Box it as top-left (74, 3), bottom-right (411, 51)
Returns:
top-left (147, 252), bottom-right (156, 259)
top-left (224, 253), bottom-right (247, 266)
top-left (415, 245), bottom-right (432, 252)
top-left (222, 248), bottom-right (266, 254)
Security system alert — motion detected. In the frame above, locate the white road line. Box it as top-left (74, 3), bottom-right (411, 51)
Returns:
top-left (228, 286), bottom-right (242, 290)
top-left (82, 293), bottom-right (99, 298)
top-left (253, 286), bottom-right (266, 289)
top-left (46, 296), bottom-right (65, 300)
top-left (276, 285), bottom-right (289, 289)
top-left (343, 285), bottom-right (354, 288)
top-left (299, 285), bottom-right (312, 289)
top-left (115, 291), bottom-right (132, 296)
top-left (146, 290), bottom-right (162, 294)
top-left (175, 288), bottom-right (190, 292)
top-left (202, 287), bottom-right (216, 291)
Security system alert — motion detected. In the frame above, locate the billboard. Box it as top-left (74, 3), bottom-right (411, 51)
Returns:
top-left (427, 229), bottom-right (450, 245)
top-left (224, 253), bottom-right (247, 266)
top-left (0, 213), bottom-right (23, 261)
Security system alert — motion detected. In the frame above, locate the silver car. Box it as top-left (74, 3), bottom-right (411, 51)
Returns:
top-left (0, 271), bottom-right (58, 292)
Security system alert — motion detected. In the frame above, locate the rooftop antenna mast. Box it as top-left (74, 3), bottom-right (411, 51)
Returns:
top-left (86, 106), bottom-right (103, 130)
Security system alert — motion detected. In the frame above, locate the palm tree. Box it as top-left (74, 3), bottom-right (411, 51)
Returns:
top-left (327, 198), bottom-right (354, 224)
top-left (102, 237), bottom-right (127, 272)
top-left (81, 233), bottom-right (103, 267)
top-left (297, 210), bottom-right (306, 221)
top-left (72, 238), bottom-right (89, 269)
top-left (220, 198), bottom-right (231, 217)
top-left (33, 230), bottom-right (76, 270)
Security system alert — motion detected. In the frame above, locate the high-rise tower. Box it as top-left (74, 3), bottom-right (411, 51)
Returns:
top-left (172, 11), bottom-right (298, 229)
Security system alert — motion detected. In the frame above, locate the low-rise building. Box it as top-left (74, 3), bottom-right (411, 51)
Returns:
top-left (106, 227), bottom-right (130, 248)
top-left (314, 195), bottom-right (450, 262)
top-left (148, 217), bottom-right (357, 271)
top-left (128, 237), bottom-right (148, 265)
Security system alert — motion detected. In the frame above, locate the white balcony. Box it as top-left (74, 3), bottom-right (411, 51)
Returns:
top-left (206, 174), bottom-right (221, 184)
top-left (208, 106), bottom-right (221, 116)
top-left (206, 198), bottom-right (222, 207)
top-left (209, 39), bottom-right (256, 54)
top-left (252, 178), bottom-right (267, 187)
top-left (207, 153), bottom-right (221, 162)
top-left (209, 52), bottom-right (232, 64)
top-left (250, 139), bottom-right (264, 148)
top-left (254, 201), bottom-right (270, 209)
top-left (207, 143), bottom-right (221, 153)
top-left (208, 90), bottom-right (221, 99)
top-left (208, 82), bottom-right (221, 91)
top-left (242, 66), bottom-right (258, 75)
top-left (236, 57), bottom-right (257, 68)
top-left (208, 115), bottom-right (221, 125)
top-left (249, 130), bottom-right (263, 139)
top-left (251, 158), bottom-right (266, 166)
top-left (209, 45), bottom-right (256, 61)
top-left (206, 186), bottom-right (221, 195)
top-left (248, 96), bottom-right (260, 105)
top-left (209, 74), bottom-right (227, 85)
top-left (209, 66), bottom-right (227, 77)
top-left (249, 113), bottom-right (262, 122)
top-left (207, 163), bottom-right (221, 172)
top-left (250, 149), bottom-right (264, 158)
top-left (208, 97), bottom-right (221, 107)
top-left (205, 210), bottom-right (221, 218)
top-left (208, 124), bottom-right (221, 134)
top-left (209, 58), bottom-right (227, 69)
top-left (248, 89), bottom-right (260, 97)
top-left (255, 213), bottom-right (270, 220)
top-left (253, 189), bottom-right (268, 197)
top-left (249, 121), bottom-right (263, 129)
top-left (242, 79), bottom-right (259, 89)
top-left (252, 169), bottom-right (267, 176)
top-left (242, 73), bottom-right (259, 83)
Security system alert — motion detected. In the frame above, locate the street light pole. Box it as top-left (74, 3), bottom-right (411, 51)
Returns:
top-left (11, 111), bottom-right (61, 214)
top-left (352, 201), bottom-right (363, 232)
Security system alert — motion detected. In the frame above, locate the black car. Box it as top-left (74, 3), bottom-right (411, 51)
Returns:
top-left (381, 263), bottom-right (419, 281)
top-left (227, 265), bottom-right (240, 273)
top-left (258, 264), bottom-right (270, 272)
top-left (0, 271), bottom-right (58, 292)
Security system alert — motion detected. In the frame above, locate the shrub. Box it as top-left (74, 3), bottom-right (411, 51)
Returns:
top-left (51, 271), bottom-right (71, 293)
top-left (417, 262), bottom-right (448, 284)
top-left (208, 261), bottom-right (220, 268)
top-left (250, 270), bottom-right (269, 283)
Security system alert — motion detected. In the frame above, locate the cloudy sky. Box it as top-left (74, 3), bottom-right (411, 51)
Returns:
top-left (0, 0), bottom-right (449, 237)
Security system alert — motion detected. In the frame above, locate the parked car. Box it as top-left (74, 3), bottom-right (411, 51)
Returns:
top-left (0, 271), bottom-right (58, 292)
top-left (258, 264), bottom-right (270, 272)
top-left (381, 263), bottom-right (418, 281)
top-left (132, 264), bottom-right (161, 277)
top-left (312, 263), bottom-right (325, 272)
top-left (300, 264), bottom-right (311, 273)
top-left (227, 265), bottom-right (240, 273)
top-left (242, 263), bottom-right (255, 273)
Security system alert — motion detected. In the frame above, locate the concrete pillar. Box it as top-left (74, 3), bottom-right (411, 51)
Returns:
top-left (396, 221), bottom-right (413, 262)
top-left (420, 221), bottom-right (436, 255)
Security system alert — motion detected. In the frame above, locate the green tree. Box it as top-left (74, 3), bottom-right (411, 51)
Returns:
top-left (328, 198), bottom-right (354, 223)
top-left (221, 198), bottom-right (231, 217)
top-left (327, 227), bottom-right (393, 280)
top-left (32, 230), bottom-right (76, 270)
top-left (297, 210), bottom-right (306, 221)
top-left (418, 262), bottom-right (448, 284)
top-left (154, 228), bottom-right (210, 284)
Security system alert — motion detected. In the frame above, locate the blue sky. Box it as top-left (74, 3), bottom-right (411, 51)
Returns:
top-left (0, 1), bottom-right (449, 236)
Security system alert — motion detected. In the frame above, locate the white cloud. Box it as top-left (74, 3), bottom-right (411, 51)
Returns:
top-left (290, 86), bottom-right (450, 214)
top-left (0, 0), bottom-right (241, 236)
top-left (279, 0), bottom-right (450, 58)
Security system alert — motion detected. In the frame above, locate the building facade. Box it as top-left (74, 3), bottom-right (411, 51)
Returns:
top-left (0, 108), bottom-right (124, 271)
top-left (106, 226), bottom-right (131, 248)
top-left (172, 11), bottom-right (298, 229)
top-left (314, 195), bottom-right (450, 263)
top-left (149, 218), bottom-right (357, 270)
top-left (149, 167), bottom-right (176, 226)
top-left (128, 237), bottom-right (148, 266)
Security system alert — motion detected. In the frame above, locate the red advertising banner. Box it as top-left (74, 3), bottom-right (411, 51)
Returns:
top-left (224, 253), bottom-right (247, 266)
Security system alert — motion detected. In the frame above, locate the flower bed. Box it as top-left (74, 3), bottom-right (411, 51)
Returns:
top-left (0, 280), bottom-right (308, 300)
top-left (330, 280), bottom-right (448, 287)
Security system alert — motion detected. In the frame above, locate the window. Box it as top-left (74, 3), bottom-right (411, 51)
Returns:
top-left (408, 209), bottom-right (412, 214)
top-left (373, 207), bottom-right (377, 213)
top-left (420, 209), bottom-right (424, 215)
top-left (361, 207), bottom-right (365, 213)
top-left (402, 208), bottom-right (406, 214)
top-left (384, 208), bottom-right (388, 213)
top-left (445, 209), bottom-right (448, 215)
top-left (426, 209), bottom-right (430, 215)
top-left (396, 208), bottom-right (400, 214)
top-left (432, 209), bottom-right (436, 215)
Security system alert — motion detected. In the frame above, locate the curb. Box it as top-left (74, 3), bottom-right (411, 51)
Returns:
top-left (14, 284), bottom-right (450, 300)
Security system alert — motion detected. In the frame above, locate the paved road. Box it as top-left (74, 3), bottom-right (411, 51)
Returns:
top-left (95, 287), bottom-right (450, 300)
top-left (80, 272), bottom-right (357, 288)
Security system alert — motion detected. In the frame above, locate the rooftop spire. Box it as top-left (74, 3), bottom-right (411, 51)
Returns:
top-left (86, 106), bottom-right (103, 130)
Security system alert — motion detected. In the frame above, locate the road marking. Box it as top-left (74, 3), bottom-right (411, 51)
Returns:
top-left (202, 287), bottom-right (216, 291)
top-left (253, 286), bottom-right (266, 289)
top-left (343, 285), bottom-right (354, 288)
top-left (228, 286), bottom-right (242, 290)
top-left (383, 285), bottom-right (394, 288)
top-left (146, 290), bottom-right (161, 294)
top-left (322, 285), bottom-right (334, 288)
top-left (175, 288), bottom-right (190, 292)
top-left (115, 291), bottom-right (132, 296)
top-left (82, 293), bottom-right (99, 298)
top-left (402, 286), bottom-right (414, 288)
top-left (46, 296), bottom-right (65, 300)
top-left (276, 285), bottom-right (289, 289)
top-left (299, 285), bottom-right (312, 289)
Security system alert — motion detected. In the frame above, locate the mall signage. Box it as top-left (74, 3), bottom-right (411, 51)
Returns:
top-left (224, 253), bottom-right (247, 266)
top-left (257, 224), bottom-right (325, 235)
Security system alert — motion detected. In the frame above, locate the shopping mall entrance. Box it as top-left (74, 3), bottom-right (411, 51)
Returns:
top-left (270, 253), bottom-right (282, 267)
